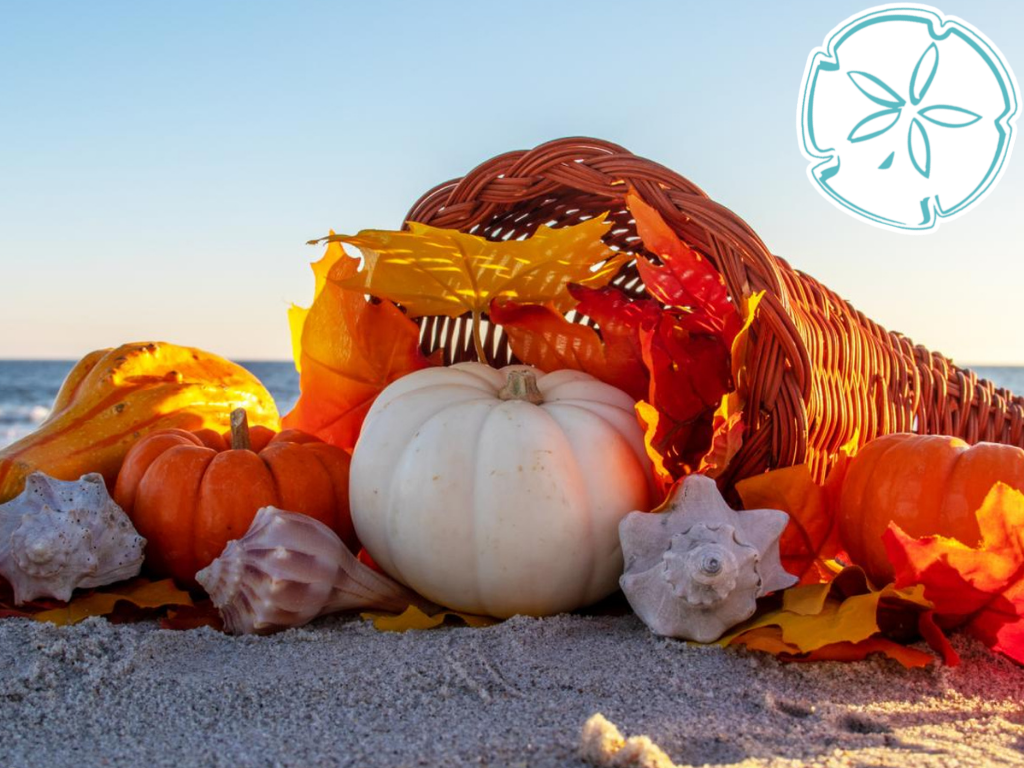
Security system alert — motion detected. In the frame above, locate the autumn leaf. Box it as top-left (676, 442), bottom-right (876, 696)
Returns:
top-left (314, 218), bottom-right (627, 361)
top-left (283, 239), bottom-right (432, 451)
top-left (287, 235), bottom-right (339, 375)
top-left (32, 578), bottom-right (192, 626)
top-left (698, 392), bottom-right (745, 479)
top-left (0, 581), bottom-right (63, 619)
top-left (160, 601), bottom-right (224, 631)
top-left (885, 482), bottom-right (1024, 665)
top-left (735, 435), bottom-right (856, 583)
top-left (626, 190), bottom-right (734, 335)
top-left (361, 605), bottom-right (498, 632)
top-left (730, 626), bottom-right (935, 668)
top-left (721, 566), bottom-right (944, 668)
top-left (638, 294), bottom-right (762, 485)
top-left (641, 312), bottom-right (732, 421)
top-left (489, 285), bottom-right (655, 402)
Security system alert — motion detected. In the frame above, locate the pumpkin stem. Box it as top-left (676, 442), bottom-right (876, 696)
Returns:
top-left (497, 370), bottom-right (544, 405)
top-left (230, 408), bottom-right (252, 451)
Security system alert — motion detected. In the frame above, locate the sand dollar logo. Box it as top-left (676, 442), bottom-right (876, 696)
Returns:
top-left (799, 5), bottom-right (1019, 232)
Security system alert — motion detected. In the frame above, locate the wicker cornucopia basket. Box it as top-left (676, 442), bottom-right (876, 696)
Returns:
top-left (402, 137), bottom-right (1024, 489)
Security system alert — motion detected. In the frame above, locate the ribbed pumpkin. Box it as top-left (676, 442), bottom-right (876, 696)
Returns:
top-left (114, 410), bottom-right (356, 586)
top-left (0, 342), bottom-right (280, 503)
top-left (350, 364), bottom-right (654, 618)
top-left (838, 433), bottom-right (1024, 585)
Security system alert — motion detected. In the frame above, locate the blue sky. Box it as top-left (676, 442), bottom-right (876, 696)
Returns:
top-left (1, 1), bottom-right (1021, 363)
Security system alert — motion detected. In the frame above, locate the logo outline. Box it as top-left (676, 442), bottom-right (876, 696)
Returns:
top-left (798, 4), bottom-right (1019, 233)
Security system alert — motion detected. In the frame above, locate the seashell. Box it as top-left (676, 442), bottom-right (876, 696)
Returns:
top-left (619, 474), bottom-right (796, 643)
top-left (196, 506), bottom-right (435, 635)
top-left (0, 472), bottom-right (146, 604)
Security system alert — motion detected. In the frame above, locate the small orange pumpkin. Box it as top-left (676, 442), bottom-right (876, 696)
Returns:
top-left (838, 433), bottom-right (1024, 584)
top-left (114, 409), bottom-right (355, 586)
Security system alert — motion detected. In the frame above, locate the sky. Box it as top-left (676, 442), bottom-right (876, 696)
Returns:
top-left (1, 0), bottom-right (1022, 364)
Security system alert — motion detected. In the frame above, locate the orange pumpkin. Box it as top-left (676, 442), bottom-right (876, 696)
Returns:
top-left (0, 342), bottom-right (280, 503)
top-left (838, 433), bottom-right (1024, 584)
top-left (114, 409), bottom-right (355, 586)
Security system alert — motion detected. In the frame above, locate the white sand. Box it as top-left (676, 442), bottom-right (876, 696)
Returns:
top-left (1, 613), bottom-right (1022, 767)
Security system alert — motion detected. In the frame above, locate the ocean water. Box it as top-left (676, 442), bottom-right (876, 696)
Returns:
top-left (0, 361), bottom-right (1020, 451)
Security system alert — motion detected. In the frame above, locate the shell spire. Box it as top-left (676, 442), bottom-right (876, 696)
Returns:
top-left (0, 472), bottom-right (146, 604)
top-left (196, 506), bottom-right (435, 635)
top-left (619, 474), bottom-right (796, 642)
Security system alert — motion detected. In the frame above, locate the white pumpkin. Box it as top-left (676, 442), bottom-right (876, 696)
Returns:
top-left (350, 363), bottom-right (655, 618)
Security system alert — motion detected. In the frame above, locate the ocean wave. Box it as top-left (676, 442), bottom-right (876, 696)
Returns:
top-left (0, 403), bottom-right (51, 426)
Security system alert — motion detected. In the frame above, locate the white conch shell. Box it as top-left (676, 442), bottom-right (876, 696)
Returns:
top-left (0, 472), bottom-right (146, 604)
top-left (196, 506), bottom-right (435, 635)
top-left (619, 474), bottom-right (796, 643)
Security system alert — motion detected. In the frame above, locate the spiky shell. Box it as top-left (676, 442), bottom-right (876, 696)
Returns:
top-left (619, 474), bottom-right (796, 642)
top-left (0, 472), bottom-right (145, 604)
top-left (196, 507), bottom-right (431, 635)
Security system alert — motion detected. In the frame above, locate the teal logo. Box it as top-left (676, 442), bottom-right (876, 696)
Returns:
top-left (799, 5), bottom-right (1018, 232)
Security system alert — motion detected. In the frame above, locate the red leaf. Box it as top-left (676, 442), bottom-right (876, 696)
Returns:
top-left (918, 610), bottom-right (960, 667)
top-left (885, 482), bottom-right (1024, 664)
top-left (641, 311), bottom-right (732, 422)
top-left (626, 190), bottom-right (734, 335)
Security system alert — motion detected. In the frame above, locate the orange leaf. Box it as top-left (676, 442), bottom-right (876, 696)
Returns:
top-left (737, 465), bottom-right (836, 584)
top-left (635, 401), bottom-right (674, 494)
top-left (729, 626), bottom-right (934, 668)
top-left (490, 302), bottom-right (633, 401)
top-left (885, 482), bottom-right (1024, 665)
top-left (797, 638), bottom-right (935, 668)
top-left (33, 578), bottom-right (193, 626)
top-left (490, 285), bottom-right (655, 404)
top-left (736, 436), bottom-right (855, 584)
top-left (698, 392), bottom-right (745, 479)
top-left (283, 239), bottom-right (432, 451)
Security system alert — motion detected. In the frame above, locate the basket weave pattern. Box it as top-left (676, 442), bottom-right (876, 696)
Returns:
top-left (403, 137), bottom-right (1024, 486)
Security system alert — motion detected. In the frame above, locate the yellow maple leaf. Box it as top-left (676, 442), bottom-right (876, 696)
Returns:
top-left (33, 578), bottom-right (193, 626)
top-left (361, 605), bottom-right (498, 632)
top-left (312, 218), bottom-right (627, 361)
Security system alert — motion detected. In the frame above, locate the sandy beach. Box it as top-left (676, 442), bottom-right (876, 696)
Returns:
top-left (1, 612), bottom-right (1022, 768)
